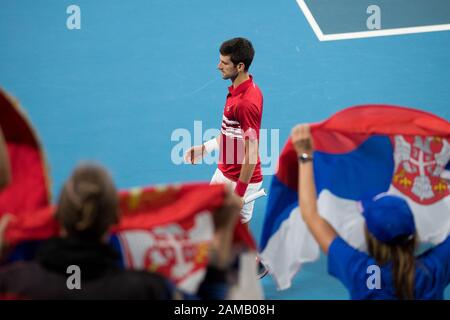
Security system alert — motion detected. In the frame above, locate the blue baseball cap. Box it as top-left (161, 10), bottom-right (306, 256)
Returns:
top-left (362, 193), bottom-right (416, 244)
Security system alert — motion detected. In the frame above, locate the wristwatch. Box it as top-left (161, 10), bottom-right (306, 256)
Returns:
top-left (298, 153), bottom-right (313, 163)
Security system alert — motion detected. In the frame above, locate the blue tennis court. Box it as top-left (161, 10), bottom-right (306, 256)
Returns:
top-left (1, 0), bottom-right (449, 299)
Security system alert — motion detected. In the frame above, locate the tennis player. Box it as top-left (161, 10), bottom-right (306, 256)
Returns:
top-left (185, 37), bottom-right (264, 226)
top-left (185, 38), bottom-right (267, 278)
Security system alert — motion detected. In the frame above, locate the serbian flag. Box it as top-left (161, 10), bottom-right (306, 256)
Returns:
top-left (109, 183), bottom-right (259, 294)
top-left (260, 105), bottom-right (450, 290)
top-left (111, 183), bottom-right (239, 294)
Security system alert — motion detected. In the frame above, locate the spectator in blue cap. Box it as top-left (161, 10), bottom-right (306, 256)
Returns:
top-left (362, 192), bottom-right (416, 244)
top-left (291, 123), bottom-right (450, 300)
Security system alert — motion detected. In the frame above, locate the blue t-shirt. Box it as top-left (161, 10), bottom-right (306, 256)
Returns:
top-left (328, 236), bottom-right (450, 299)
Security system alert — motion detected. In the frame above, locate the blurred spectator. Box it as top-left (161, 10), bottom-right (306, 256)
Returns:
top-left (291, 123), bottom-right (450, 300)
top-left (0, 163), bottom-right (240, 299)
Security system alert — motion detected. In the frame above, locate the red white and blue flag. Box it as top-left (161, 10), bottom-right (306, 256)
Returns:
top-left (260, 105), bottom-right (450, 290)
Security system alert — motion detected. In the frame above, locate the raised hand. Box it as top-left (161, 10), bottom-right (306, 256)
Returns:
top-left (291, 124), bottom-right (313, 156)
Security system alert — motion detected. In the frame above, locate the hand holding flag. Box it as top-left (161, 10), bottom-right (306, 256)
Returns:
top-left (260, 105), bottom-right (450, 290)
top-left (291, 124), bottom-right (313, 156)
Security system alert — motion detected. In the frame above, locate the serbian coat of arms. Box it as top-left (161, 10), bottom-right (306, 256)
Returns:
top-left (393, 135), bottom-right (449, 205)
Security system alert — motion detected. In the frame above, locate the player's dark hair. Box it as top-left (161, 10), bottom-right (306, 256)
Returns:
top-left (220, 37), bottom-right (254, 71)
top-left (55, 163), bottom-right (119, 240)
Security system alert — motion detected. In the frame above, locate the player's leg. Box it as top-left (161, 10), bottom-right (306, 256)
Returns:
top-left (240, 181), bottom-right (268, 278)
top-left (210, 168), bottom-right (232, 186)
top-left (210, 170), bottom-right (267, 277)
top-left (239, 181), bottom-right (262, 223)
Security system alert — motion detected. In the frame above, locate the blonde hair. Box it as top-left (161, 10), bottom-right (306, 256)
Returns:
top-left (365, 227), bottom-right (417, 299)
top-left (55, 164), bottom-right (119, 240)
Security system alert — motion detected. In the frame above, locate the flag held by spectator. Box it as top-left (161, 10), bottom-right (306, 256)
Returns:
top-left (260, 105), bottom-right (450, 290)
top-left (111, 183), bottom-right (228, 293)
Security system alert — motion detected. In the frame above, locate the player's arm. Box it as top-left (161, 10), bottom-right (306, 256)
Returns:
top-left (234, 100), bottom-right (260, 198)
top-left (184, 136), bottom-right (220, 165)
top-left (291, 124), bottom-right (337, 254)
top-left (0, 127), bottom-right (11, 190)
top-left (235, 136), bottom-right (258, 197)
top-left (204, 136), bottom-right (220, 154)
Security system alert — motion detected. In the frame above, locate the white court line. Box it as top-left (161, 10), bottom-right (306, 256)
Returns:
top-left (296, 0), bottom-right (450, 41)
top-left (296, 0), bottom-right (325, 41)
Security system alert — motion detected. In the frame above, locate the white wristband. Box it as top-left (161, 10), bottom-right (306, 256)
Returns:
top-left (203, 138), bottom-right (219, 154)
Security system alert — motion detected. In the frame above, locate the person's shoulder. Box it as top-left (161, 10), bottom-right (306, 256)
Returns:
top-left (327, 237), bottom-right (375, 295)
top-left (436, 234), bottom-right (450, 249)
top-left (329, 236), bottom-right (372, 266)
top-left (236, 89), bottom-right (262, 113)
top-left (420, 236), bottom-right (450, 257)
top-left (329, 236), bottom-right (354, 253)
top-left (246, 80), bottom-right (263, 97)
top-left (418, 235), bottom-right (450, 265)
top-left (236, 98), bottom-right (256, 110)
top-left (414, 237), bottom-right (450, 299)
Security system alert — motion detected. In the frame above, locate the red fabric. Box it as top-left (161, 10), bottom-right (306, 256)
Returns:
top-left (112, 183), bottom-right (226, 231)
top-left (0, 89), bottom-right (50, 215)
top-left (0, 144), bottom-right (49, 214)
top-left (311, 104), bottom-right (450, 154)
top-left (218, 76), bottom-right (263, 183)
top-left (278, 104), bottom-right (450, 191)
top-left (234, 222), bottom-right (257, 250)
top-left (276, 140), bottom-right (299, 191)
top-left (5, 183), bottom-right (256, 250)
top-left (115, 183), bottom-right (257, 249)
top-left (4, 206), bottom-right (59, 244)
top-left (114, 185), bottom-right (224, 283)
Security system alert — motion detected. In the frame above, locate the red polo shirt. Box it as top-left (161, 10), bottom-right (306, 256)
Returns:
top-left (218, 75), bottom-right (263, 183)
